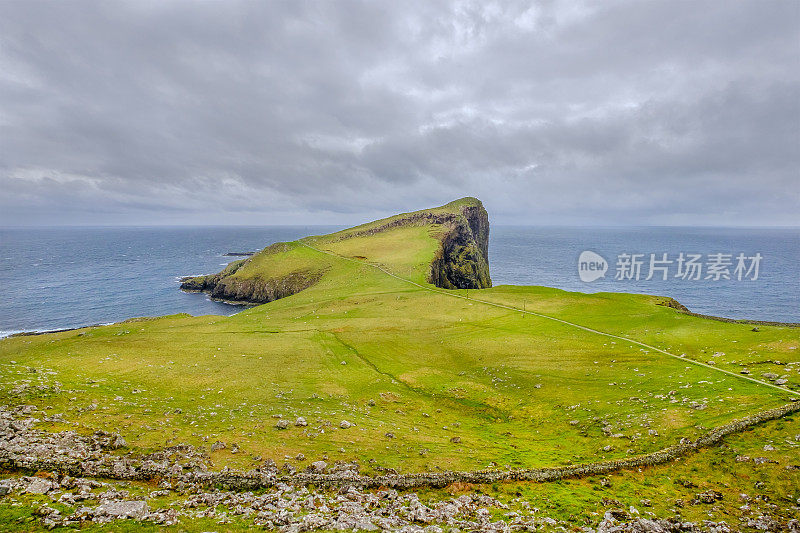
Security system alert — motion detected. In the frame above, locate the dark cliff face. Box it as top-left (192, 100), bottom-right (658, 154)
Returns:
top-left (427, 201), bottom-right (492, 290)
top-left (179, 243), bottom-right (325, 305)
top-left (181, 269), bottom-right (324, 304)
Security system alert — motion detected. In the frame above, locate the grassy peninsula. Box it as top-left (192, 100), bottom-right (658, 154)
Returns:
top-left (1, 198), bottom-right (798, 530)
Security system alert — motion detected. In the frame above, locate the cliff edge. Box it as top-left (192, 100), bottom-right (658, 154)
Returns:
top-left (428, 199), bottom-right (491, 289)
top-left (180, 197), bottom-right (491, 304)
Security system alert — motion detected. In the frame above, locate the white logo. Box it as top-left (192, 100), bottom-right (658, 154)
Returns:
top-left (578, 250), bottom-right (608, 282)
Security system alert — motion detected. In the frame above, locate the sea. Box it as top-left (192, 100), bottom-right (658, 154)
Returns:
top-left (1, 225), bottom-right (798, 337)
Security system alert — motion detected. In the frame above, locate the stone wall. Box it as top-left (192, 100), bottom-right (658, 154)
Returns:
top-left (2, 401), bottom-right (797, 491)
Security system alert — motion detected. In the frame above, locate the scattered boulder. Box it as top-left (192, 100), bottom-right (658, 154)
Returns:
top-left (693, 490), bottom-right (723, 504)
top-left (24, 477), bottom-right (57, 495)
top-left (110, 434), bottom-right (127, 449)
top-left (96, 500), bottom-right (149, 520)
top-left (309, 461), bottom-right (327, 473)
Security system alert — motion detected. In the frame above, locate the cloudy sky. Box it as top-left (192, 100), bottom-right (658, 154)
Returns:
top-left (1, 1), bottom-right (798, 226)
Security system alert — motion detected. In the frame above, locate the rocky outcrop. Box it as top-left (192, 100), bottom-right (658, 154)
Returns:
top-left (181, 269), bottom-right (324, 304)
top-left (180, 242), bottom-right (326, 305)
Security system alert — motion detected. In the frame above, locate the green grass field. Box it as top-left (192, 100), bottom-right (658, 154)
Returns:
top-left (1, 199), bottom-right (797, 484)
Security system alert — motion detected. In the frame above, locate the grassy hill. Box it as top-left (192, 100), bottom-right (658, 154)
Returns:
top-left (179, 197), bottom-right (491, 303)
top-left (1, 197), bottom-right (799, 528)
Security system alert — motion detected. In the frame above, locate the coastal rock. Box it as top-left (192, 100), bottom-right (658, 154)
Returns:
top-left (180, 243), bottom-right (326, 305)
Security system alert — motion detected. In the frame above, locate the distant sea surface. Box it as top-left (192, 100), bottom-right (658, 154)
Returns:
top-left (1, 225), bottom-right (798, 336)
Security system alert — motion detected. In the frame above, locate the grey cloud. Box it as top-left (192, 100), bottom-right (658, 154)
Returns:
top-left (0, 0), bottom-right (797, 226)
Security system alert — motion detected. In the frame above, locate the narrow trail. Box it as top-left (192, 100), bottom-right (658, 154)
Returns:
top-left (300, 241), bottom-right (800, 399)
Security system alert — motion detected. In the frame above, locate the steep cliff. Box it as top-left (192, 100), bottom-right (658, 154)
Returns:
top-left (426, 199), bottom-right (491, 289)
top-left (327, 197), bottom-right (491, 289)
top-left (180, 197), bottom-right (491, 304)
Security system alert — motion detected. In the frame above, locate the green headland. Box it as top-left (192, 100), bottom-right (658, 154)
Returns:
top-left (1, 197), bottom-right (798, 530)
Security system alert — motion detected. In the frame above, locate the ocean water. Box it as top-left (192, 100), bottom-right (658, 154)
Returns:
top-left (0, 226), bottom-right (340, 336)
top-left (489, 227), bottom-right (800, 322)
top-left (1, 225), bottom-right (798, 336)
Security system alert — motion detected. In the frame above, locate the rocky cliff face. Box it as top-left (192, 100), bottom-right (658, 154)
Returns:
top-left (427, 201), bottom-right (491, 290)
top-left (181, 269), bottom-right (324, 304)
top-left (180, 242), bottom-right (326, 305)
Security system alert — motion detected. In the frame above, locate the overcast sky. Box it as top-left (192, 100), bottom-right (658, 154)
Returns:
top-left (1, 1), bottom-right (798, 226)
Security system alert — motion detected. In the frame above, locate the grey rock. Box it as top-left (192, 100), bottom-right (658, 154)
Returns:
top-left (309, 461), bottom-right (327, 473)
top-left (110, 434), bottom-right (127, 449)
top-left (24, 477), bottom-right (57, 494)
top-left (96, 500), bottom-right (150, 520)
